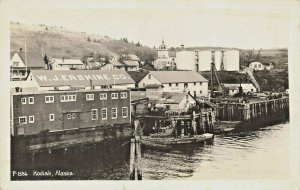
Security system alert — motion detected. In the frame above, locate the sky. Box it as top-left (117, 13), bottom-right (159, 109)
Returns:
top-left (5, 0), bottom-right (298, 49)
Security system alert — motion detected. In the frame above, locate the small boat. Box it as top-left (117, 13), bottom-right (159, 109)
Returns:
top-left (141, 133), bottom-right (214, 150)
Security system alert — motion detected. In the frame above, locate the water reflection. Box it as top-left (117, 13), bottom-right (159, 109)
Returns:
top-left (142, 123), bottom-right (290, 180)
top-left (11, 123), bottom-right (289, 180)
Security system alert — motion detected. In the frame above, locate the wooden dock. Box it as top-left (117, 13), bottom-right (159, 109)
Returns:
top-left (215, 97), bottom-right (289, 128)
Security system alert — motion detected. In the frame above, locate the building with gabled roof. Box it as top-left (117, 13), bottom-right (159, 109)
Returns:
top-left (52, 57), bottom-right (85, 70)
top-left (138, 71), bottom-right (209, 97)
top-left (10, 51), bottom-right (46, 81)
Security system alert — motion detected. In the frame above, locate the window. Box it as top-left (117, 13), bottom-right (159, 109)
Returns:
top-left (100, 93), bottom-right (107, 100)
top-left (111, 93), bottom-right (118, 99)
top-left (122, 107), bottom-right (128, 118)
top-left (101, 108), bottom-right (107, 120)
top-left (21, 97), bottom-right (26, 104)
top-left (112, 108), bottom-right (117, 119)
top-left (19, 116), bottom-right (27, 125)
top-left (67, 114), bottom-right (72, 119)
top-left (194, 82), bottom-right (196, 86)
top-left (29, 115), bottom-right (34, 123)
top-left (13, 62), bottom-right (19, 67)
top-left (169, 83), bottom-right (172, 87)
top-left (60, 95), bottom-right (65, 102)
top-left (176, 83), bottom-right (178, 87)
top-left (45, 96), bottom-right (54, 103)
top-left (86, 94), bottom-right (94, 101)
top-left (91, 109), bottom-right (98, 120)
top-left (200, 90), bottom-right (202, 94)
top-left (121, 92), bottom-right (127, 99)
top-left (28, 97), bottom-right (34, 104)
top-left (72, 113), bottom-right (76, 119)
top-left (200, 82), bottom-right (202, 86)
top-left (148, 74), bottom-right (151, 80)
top-left (49, 114), bottom-right (55, 121)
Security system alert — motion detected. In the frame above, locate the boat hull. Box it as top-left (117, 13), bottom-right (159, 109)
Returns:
top-left (141, 133), bottom-right (214, 150)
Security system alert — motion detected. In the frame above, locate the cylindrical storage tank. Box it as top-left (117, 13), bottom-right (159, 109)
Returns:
top-left (175, 51), bottom-right (197, 71)
top-left (198, 51), bottom-right (212, 71)
top-left (214, 51), bottom-right (223, 71)
top-left (224, 50), bottom-right (240, 71)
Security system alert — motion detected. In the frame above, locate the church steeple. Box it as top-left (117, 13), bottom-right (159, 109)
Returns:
top-left (159, 38), bottom-right (167, 50)
top-left (157, 38), bottom-right (169, 58)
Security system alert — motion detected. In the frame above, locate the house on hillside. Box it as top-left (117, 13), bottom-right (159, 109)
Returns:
top-left (138, 71), bottom-right (209, 97)
top-left (120, 54), bottom-right (140, 71)
top-left (52, 57), bottom-right (85, 70)
top-left (25, 70), bottom-right (135, 91)
top-left (100, 60), bottom-right (126, 70)
top-left (249, 61), bottom-right (274, 71)
top-left (10, 50), bottom-right (46, 81)
top-left (100, 55), bottom-right (140, 71)
top-left (223, 83), bottom-right (257, 96)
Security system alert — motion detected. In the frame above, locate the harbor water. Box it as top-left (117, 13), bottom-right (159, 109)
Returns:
top-left (11, 122), bottom-right (290, 180)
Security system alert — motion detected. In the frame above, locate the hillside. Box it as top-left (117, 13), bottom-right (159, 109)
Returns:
top-left (10, 23), bottom-right (157, 62)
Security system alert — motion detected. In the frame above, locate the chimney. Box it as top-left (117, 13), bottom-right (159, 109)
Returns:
top-left (19, 48), bottom-right (22, 53)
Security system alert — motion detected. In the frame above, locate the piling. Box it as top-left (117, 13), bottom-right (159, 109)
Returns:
top-left (129, 138), bottom-right (135, 180)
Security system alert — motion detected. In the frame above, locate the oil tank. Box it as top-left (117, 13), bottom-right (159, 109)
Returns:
top-left (175, 51), bottom-right (197, 71)
top-left (198, 51), bottom-right (212, 71)
top-left (224, 50), bottom-right (240, 71)
top-left (214, 51), bottom-right (223, 71)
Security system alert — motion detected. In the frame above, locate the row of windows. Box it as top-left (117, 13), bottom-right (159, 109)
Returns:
top-left (18, 107), bottom-right (129, 125)
top-left (21, 97), bottom-right (34, 104)
top-left (21, 92), bottom-right (128, 104)
top-left (168, 82), bottom-right (203, 87)
top-left (91, 107), bottom-right (128, 120)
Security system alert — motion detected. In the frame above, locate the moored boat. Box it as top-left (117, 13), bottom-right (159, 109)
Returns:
top-left (141, 133), bottom-right (214, 150)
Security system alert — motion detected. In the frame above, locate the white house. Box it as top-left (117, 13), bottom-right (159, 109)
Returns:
top-left (52, 57), bottom-right (85, 70)
top-left (223, 83), bottom-right (257, 96)
top-left (26, 70), bottom-right (136, 91)
top-left (10, 51), bottom-right (46, 81)
top-left (249, 61), bottom-right (274, 71)
top-left (138, 71), bottom-right (209, 97)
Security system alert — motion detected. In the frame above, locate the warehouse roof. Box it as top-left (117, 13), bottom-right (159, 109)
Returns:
top-left (29, 70), bottom-right (135, 87)
top-left (149, 71), bottom-right (208, 83)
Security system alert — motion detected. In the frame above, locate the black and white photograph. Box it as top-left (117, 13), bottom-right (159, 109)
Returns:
top-left (0, 0), bottom-right (300, 189)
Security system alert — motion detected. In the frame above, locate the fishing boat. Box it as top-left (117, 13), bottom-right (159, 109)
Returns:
top-left (140, 114), bottom-right (214, 150)
top-left (141, 133), bottom-right (214, 150)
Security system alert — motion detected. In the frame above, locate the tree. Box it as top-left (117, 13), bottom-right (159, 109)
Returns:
top-left (87, 36), bottom-right (91, 42)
